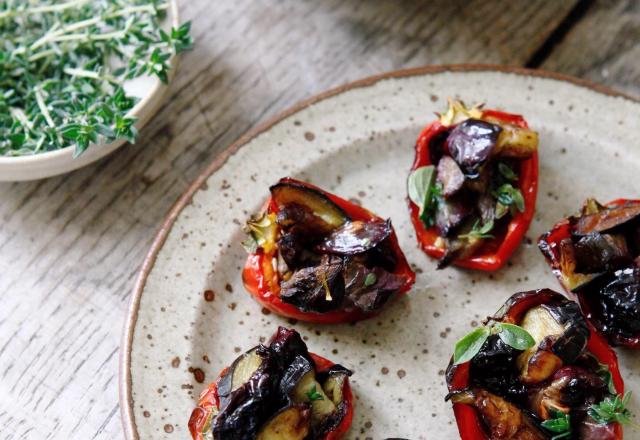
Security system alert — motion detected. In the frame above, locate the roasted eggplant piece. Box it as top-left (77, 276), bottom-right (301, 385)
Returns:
top-left (528, 366), bottom-right (607, 420)
top-left (574, 201), bottom-right (640, 236)
top-left (445, 289), bottom-right (626, 440)
top-left (316, 219), bottom-right (392, 255)
top-left (217, 347), bottom-right (265, 408)
top-left (447, 388), bottom-right (546, 439)
top-left (436, 155), bottom-right (466, 197)
top-left (243, 178), bottom-right (415, 323)
top-left (516, 301), bottom-right (589, 384)
top-left (573, 232), bottom-right (631, 274)
top-left (188, 327), bottom-right (354, 440)
top-left (539, 198), bottom-right (640, 347)
top-left (256, 405), bottom-right (311, 440)
top-left (446, 119), bottom-right (501, 178)
top-left (270, 181), bottom-right (349, 230)
top-left (597, 267), bottom-right (640, 340)
top-left (408, 100), bottom-right (538, 271)
top-left (342, 262), bottom-right (408, 312)
top-left (279, 255), bottom-right (346, 313)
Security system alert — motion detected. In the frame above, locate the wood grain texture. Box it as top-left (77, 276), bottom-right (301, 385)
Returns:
top-left (0, 0), bottom-right (633, 438)
top-left (542, 0), bottom-right (640, 96)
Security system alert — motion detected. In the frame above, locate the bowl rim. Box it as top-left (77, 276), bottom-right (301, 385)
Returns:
top-left (0, 0), bottom-right (180, 165)
top-left (118, 64), bottom-right (639, 440)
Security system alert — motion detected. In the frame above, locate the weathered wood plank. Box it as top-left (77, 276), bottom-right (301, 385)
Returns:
top-left (3, 0), bottom-right (628, 438)
top-left (542, 0), bottom-right (640, 97)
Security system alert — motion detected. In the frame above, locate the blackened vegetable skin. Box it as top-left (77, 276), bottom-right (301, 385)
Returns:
top-left (597, 267), bottom-right (640, 340)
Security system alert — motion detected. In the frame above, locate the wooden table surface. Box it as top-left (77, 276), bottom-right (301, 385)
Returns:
top-left (1, 1), bottom-right (637, 438)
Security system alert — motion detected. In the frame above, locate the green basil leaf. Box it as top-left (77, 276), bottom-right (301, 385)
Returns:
top-left (407, 165), bottom-right (436, 213)
top-left (512, 188), bottom-right (525, 212)
top-left (495, 323), bottom-right (535, 350)
top-left (453, 327), bottom-right (490, 365)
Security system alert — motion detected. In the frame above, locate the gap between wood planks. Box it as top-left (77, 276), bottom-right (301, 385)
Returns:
top-left (526, 0), bottom-right (596, 68)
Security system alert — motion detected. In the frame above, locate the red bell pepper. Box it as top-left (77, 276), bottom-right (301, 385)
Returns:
top-left (539, 198), bottom-right (640, 348)
top-left (408, 108), bottom-right (538, 271)
top-left (188, 352), bottom-right (354, 440)
top-left (446, 289), bottom-right (624, 440)
top-left (242, 177), bottom-right (415, 324)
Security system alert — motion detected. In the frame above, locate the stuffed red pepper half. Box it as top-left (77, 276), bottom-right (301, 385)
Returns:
top-left (242, 177), bottom-right (415, 323)
top-left (408, 100), bottom-right (539, 270)
top-left (446, 289), bottom-right (629, 440)
top-left (539, 198), bottom-right (640, 348)
top-left (188, 327), bottom-right (354, 440)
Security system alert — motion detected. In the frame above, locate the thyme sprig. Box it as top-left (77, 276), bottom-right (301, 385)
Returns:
top-left (0, 0), bottom-right (193, 157)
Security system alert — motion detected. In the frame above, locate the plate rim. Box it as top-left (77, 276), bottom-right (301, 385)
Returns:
top-left (118, 64), bottom-right (639, 440)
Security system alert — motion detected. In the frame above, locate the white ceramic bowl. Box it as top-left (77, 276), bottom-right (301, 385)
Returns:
top-left (0, 0), bottom-right (179, 182)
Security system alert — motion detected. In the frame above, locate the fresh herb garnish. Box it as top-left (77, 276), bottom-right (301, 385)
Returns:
top-left (493, 322), bottom-right (536, 349)
top-left (589, 392), bottom-right (635, 426)
top-left (541, 409), bottom-right (571, 439)
top-left (0, 1), bottom-right (193, 157)
top-left (407, 165), bottom-right (440, 227)
top-left (364, 272), bottom-right (377, 287)
top-left (498, 162), bottom-right (518, 182)
top-left (453, 322), bottom-right (535, 364)
top-left (458, 219), bottom-right (494, 240)
top-left (596, 362), bottom-right (618, 395)
top-left (306, 384), bottom-right (324, 401)
top-left (493, 183), bottom-right (525, 216)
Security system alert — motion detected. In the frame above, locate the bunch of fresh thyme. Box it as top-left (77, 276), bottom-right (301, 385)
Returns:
top-left (0, 0), bottom-right (192, 157)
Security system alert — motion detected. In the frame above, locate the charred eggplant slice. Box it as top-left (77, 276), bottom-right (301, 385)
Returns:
top-left (256, 405), bottom-right (311, 440)
top-left (447, 388), bottom-right (546, 439)
top-left (539, 198), bottom-right (640, 347)
top-left (445, 289), bottom-right (627, 440)
top-left (270, 181), bottom-right (349, 230)
top-left (189, 327), bottom-right (354, 440)
top-left (243, 178), bottom-right (415, 322)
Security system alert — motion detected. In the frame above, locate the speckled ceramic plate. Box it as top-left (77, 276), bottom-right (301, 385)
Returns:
top-left (120, 66), bottom-right (640, 439)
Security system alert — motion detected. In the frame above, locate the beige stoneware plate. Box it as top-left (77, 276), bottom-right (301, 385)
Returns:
top-left (120, 66), bottom-right (640, 439)
top-left (0, 0), bottom-right (179, 182)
